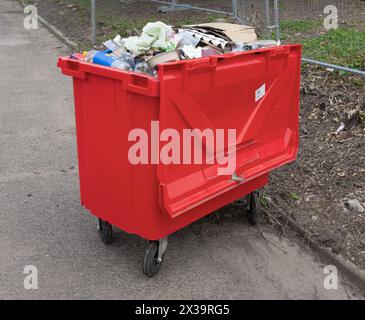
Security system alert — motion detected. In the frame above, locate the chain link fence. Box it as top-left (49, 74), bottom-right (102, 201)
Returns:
top-left (89, 0), bottom-right (365, 75)
top-left (149, 0), bottom-right (279, 37)
top-left (147, 0), bottom-right (365, 75)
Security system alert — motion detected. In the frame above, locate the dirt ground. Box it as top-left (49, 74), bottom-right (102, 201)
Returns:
top-left (25, 0), bottom-right (365, 43)
top-left (21, 0), bottom-right (365, 270)
top-left (265, 66), bottom-right (365, 269)
top-left (27, 0), bottom-right (235, 46)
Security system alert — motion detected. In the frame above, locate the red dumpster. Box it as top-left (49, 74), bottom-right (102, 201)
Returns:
top-left (58, 44), bottom-right (301, 277)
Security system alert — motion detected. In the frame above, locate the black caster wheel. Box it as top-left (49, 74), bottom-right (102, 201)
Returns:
top-left (142, 238), bottom-right (168, 278)
top-left (246, 191), bottom-right (260, 225)
top-left (98, 218), bottom-right (113, 244)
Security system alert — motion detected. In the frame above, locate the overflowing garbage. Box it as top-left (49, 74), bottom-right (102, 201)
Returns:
top-left (71, 21), bottom-right (278, 78)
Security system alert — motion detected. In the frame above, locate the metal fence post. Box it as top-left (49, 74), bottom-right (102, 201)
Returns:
top-left (232, 0), bottom-right (238, 19)
top-left (273, 0), bottom-right (280, 43)
top-left (91, 0), bottom-right (96, 46)
top-left (264, 0), bottom-right (271, 38)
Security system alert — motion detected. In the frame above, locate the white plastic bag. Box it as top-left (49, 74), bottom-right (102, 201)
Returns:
top-left (123, 21), bottom-right (174, 55)
top-left (143, 21), bottom-right (173, 49)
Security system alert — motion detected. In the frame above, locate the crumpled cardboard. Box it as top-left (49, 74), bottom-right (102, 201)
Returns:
top-left (185, 23), bottom-right (257, 43)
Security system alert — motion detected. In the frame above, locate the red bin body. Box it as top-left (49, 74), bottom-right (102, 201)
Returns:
top-left (58, 44), bottom-right (301, 241)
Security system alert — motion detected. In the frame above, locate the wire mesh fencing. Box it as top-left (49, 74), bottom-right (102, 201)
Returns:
top-left (89, 1), bottom-right (365, 74)
top-left (148, 1), bottom-right (280, 38)
top-left (148, 0), bottom-right (365, 74)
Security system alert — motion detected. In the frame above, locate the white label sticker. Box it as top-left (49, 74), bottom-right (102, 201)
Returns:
top-left (255, 84), bottom-right (266, 102)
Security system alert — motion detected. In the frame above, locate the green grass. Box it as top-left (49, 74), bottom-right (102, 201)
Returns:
top-left (278, 0), bottom-right (287, 11)
top-left (72, 0), bottom-right (90, 10)
top-left (302, 28), bottom-right (365, 69)
top-left (258, 193), bottom-right (269, 209)
top-left (290, 192), bottom-right (300, 201)
top-left (64, 0), bottom-right (218, 49)
top-left (23, 1), bottom-right (365, 70)
top-left (281, 20), bottom-right (321, 34)
top-left (278, 20), bottom-right (365, 69)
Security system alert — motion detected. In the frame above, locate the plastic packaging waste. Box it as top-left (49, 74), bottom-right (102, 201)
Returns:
top-left (103, 39), bottom-right (125, 57)
top-left (111, 59), bottom-right (132, 71)
top-left (143, 21), bottom-right (174, 50)
top-left (247, 40), bottom-right (278, 49)
top-left (103, 40), bottom-right (119, 52)
top-left (180, 45), bottom-right (202, 59)
top-left (119, 52), bottom-right (135, 69)
top-left (201, 46), bottom-right (222, 57)
top-left (123, 21), bottom-right (175, 55)
top-left (231, 42), bottom-right (247, 52)
top-left (71, 53), bottom-right (86, 61)
top-left (231, 40), bottom-right (278, 52)
top-left (85, 50), bottom-right (99, 63)
top-left (134, 62), bottom-right (153, 75)
top-left (77, 21), bottom-right (278, 79)
top-left (175, 31), bottom-right (200, 48)
top-left (123, 36), bottom-right (153, 56)
top-left (93, 50), bottom-right (116, 66)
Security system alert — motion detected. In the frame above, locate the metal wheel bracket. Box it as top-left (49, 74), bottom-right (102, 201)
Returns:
top-left (157, 237), bottom-right (168, 263)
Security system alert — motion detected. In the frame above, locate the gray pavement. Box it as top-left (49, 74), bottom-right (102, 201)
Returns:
top-left (0, 0), bottom-right (362, 300)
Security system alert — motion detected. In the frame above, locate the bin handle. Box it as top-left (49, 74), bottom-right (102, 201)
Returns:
top-left (58, 58), bottom-right (86, 79)
top-left (58, 58), bottom-right (159, 97)
top-left (126, 74), bottom-right (159, 97)
top-left (185, 57), bottom-right (218, 71)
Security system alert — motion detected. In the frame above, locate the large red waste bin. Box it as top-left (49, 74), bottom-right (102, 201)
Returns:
top-left (58, 44), bottom-right (301, 276)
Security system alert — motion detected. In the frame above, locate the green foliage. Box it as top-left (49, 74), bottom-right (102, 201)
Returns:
top-left (302, 28), bottom-right (365, 69)
top-left (290, 192), bottom-right (300, 201)
top-left (258, 193), bottom-right (269, 208)
top-left (281, 20), bottom-right (321, 34)
top-left (278, 20), bottom-right (365, 69)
